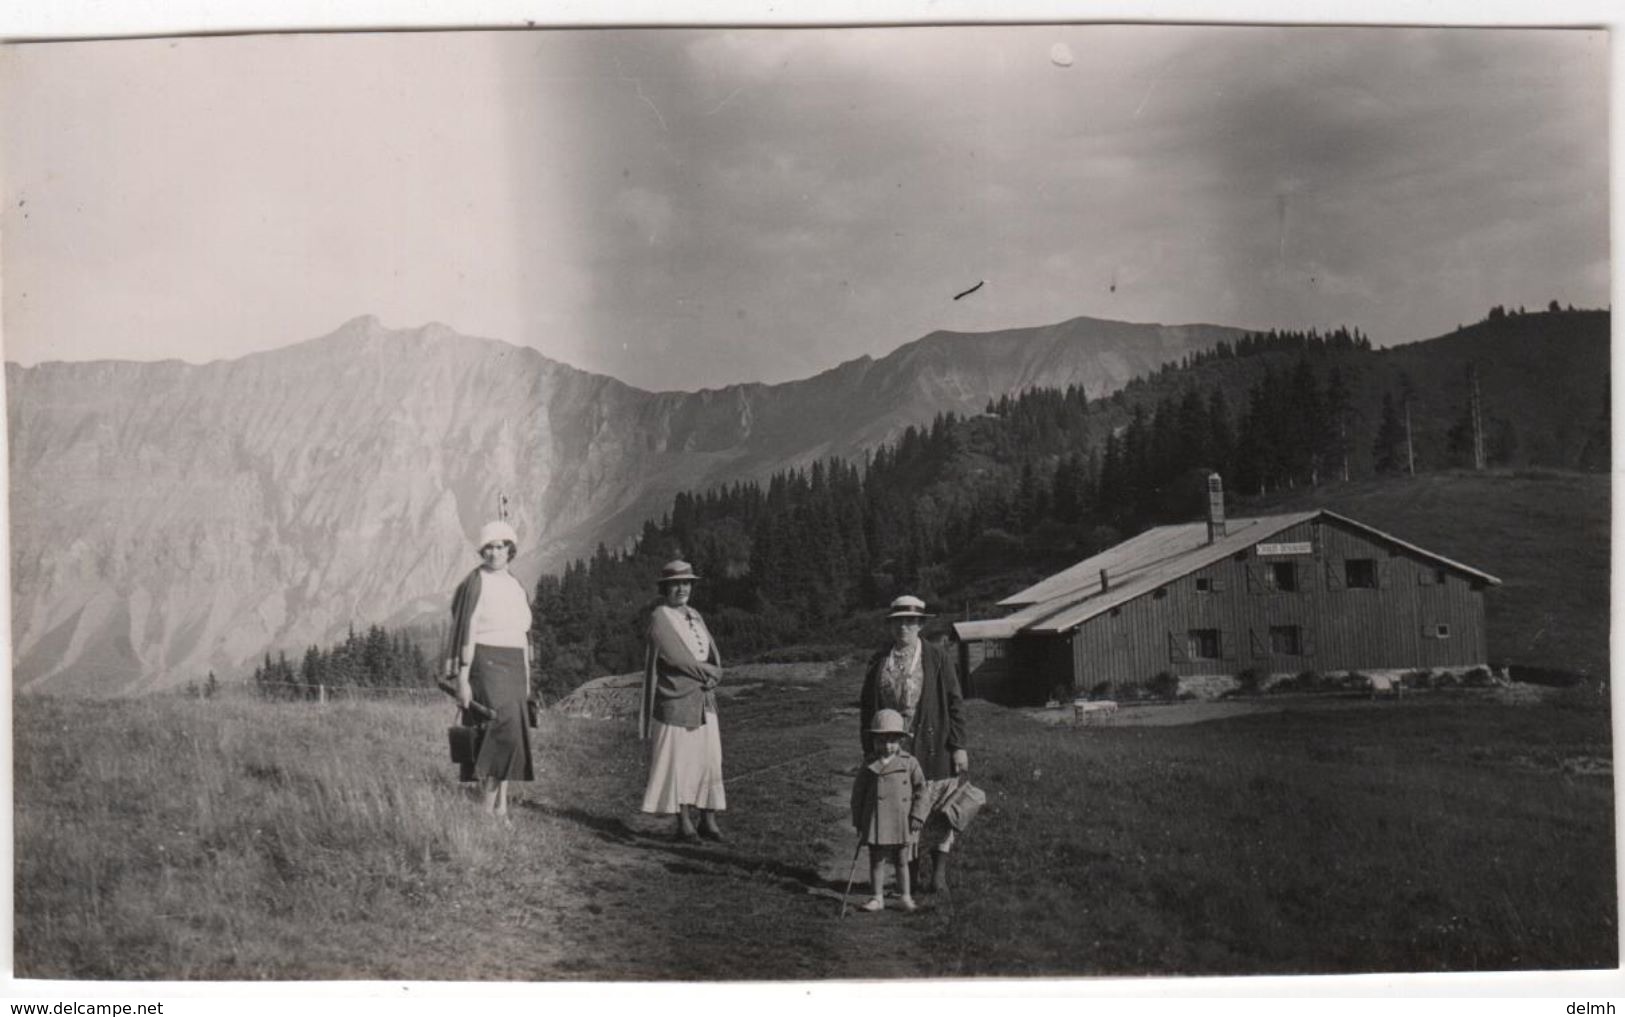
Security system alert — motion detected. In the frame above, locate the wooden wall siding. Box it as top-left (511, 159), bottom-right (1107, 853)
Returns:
top-left (960, 640), bottom-right (1010, 700)
top-left (1063, 517), bottom-right (1489, 693)
top-left (1314, 521), bottom-right (1488, 670)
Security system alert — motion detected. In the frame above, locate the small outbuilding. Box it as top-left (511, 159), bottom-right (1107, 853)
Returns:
top-left (954, 476), bottom-right (1501, 704)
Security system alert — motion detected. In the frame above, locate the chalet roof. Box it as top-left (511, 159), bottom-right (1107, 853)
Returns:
top-left (952, 509), bottom-right (1501, 641)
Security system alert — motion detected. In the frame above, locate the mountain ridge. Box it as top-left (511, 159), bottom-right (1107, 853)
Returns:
top-left (8, 312), bottom-right (1247, 693)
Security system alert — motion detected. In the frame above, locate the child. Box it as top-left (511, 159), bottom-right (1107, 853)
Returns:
top-left (850, 709), bottom-right (932, 912)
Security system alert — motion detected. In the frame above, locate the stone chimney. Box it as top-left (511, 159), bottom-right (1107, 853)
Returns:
top-left (1206, 472), bottom-right (1227, 543)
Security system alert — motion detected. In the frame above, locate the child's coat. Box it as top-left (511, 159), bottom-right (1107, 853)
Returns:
top-left (850, 749), bottom-right (932, 847)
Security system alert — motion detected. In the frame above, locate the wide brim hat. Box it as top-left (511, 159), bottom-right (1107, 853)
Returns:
top-left (868, 708), bottom-right (912, 736)
top-left (658, 559), bottom-right (702, 585)
top-left (886, 594), bottom-right (931, 619)
top-left (477, 520), bottom-right (519, 550)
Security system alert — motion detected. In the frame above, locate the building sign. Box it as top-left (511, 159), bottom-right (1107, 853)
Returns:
top-left (1257, 541), bottom-right (1313, 556)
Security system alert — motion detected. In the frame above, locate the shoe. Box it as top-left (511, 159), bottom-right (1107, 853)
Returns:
top-left (899, 896), bottom-right (917, 912)
top-left (859, 898), bottom-right (884, 913)
top-left (930, 851), bottom-right (951, 894)
top-left (699, 813), bottom-right (726, 842)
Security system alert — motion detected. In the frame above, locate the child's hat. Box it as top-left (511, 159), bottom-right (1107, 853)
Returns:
top-left (868, 709), bottom-right (911, 736)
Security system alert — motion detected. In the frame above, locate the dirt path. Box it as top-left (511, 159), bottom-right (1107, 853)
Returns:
top-left (809, 708), bottom-right (965, 967)
top-left (418, 662), bottom-right (959, 981)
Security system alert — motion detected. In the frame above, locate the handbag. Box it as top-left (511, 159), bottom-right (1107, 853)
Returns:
top-left (939, 778), bottom-right (986, 832)
top-left (447, 706), bottom-right (485, 765)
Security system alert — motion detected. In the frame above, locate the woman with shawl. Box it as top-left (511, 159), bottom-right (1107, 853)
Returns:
top-left (639, 559), bottom-right (726, 841)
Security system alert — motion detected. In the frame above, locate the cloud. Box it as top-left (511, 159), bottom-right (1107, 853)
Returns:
top-left (5, 26), bottom-right (1607, 389)
top-left (612, 186), bottom-right (676, 246)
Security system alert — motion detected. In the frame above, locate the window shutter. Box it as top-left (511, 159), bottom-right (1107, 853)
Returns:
top-left (1326, 560), bottom-right (1344, 590)
top-left (1168, 631), bottom-right (1187, 663)
top-left (1211, 575), bottom-right (1228, 592)
top-left (1378, 561), bottom-right (1391, 589)
top-left (1301, 626), bottom-right (1316, 656)
top-left (1246, 564), bottom-right (1264, 594)
top-left (1248, 628), bottom-right (1265, 658)
top-left (1417, 567), bottom-right (1435, 586)
top-left (1220, 629), bottom-right (1236, 660)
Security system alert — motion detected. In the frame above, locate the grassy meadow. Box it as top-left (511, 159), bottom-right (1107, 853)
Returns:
top-left (13, 661), bottom-right (1615, 980)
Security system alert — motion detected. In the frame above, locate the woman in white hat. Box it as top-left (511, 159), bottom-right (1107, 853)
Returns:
top-left (447, 519), bottom-right (535, 820)
top-left (858, 594), bottom-right (969, 894)
top-left (639, 559), bottom-right (726, 841)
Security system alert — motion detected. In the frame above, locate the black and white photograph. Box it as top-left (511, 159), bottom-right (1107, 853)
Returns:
top-left (1, 2), bottom-right (1616, 999)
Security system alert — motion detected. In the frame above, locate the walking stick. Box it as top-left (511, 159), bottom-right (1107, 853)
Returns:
top-left (839, 776), bottom-right (878, 918)
top-left (838, 839), bottom-right (866, 919)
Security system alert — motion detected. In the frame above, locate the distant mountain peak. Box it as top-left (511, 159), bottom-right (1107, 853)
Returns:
top-left (7, 311), bottom-right (1248, 693)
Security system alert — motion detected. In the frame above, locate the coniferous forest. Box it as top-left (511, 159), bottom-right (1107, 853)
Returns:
top-left (521, 308), bottom-right (1608, 698)
top-left (253, 623), bottom-right (433, 699)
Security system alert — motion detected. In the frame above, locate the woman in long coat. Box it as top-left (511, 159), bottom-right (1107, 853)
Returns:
top-left (639, 559), bottom-right (726, 841)
top-left (448, 519), bottom-right (534, 820)
top-left (858, 594), bottom-right (969, 893)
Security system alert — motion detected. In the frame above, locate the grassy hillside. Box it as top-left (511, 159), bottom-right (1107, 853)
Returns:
top-left (1233, 469), bottom-right (1610, 679)
top-left (14, 664), bottom-right (1614, 979)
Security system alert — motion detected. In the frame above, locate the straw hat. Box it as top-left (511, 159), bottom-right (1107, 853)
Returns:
top-left (477, 520), bottom-right (518, 550)
top-left (886, 594), bottom-right (930, 619)
top-left (658, 559), bottom-right (702, 585)
top-left (868, 708), bottom-right (911, 736)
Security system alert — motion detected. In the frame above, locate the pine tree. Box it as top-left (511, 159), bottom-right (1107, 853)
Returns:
top-left (1372, 392), bottom-right (1406, 474)
top-left (1323, 367), bottom-right (1353, 481)
top-left (1205, 388), bottom-right (1234, 480)
top-left (1446, 400), bottom-right (1476, 467)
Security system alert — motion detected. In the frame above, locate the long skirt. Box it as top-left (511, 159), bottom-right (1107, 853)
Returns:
top-left (461, 644), bottom-right (534, 783)
top-left (640, 709), bottom-right (726, 813)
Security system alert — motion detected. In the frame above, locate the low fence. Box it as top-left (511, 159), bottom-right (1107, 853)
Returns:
top-left (253, 681), bottom-right (447, 706)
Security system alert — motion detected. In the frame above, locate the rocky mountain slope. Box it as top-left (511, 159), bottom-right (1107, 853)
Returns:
top-left (7, 313), bottom-right (1241, 692)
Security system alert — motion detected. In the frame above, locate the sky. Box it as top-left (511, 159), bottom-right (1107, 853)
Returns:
top-left (0, 5), bottom-right (1621, 1011)
top-left (0, 23), bottom-right (1610, 392)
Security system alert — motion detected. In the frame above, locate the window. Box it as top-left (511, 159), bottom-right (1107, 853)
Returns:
top-left (1270, 562), bottom-right (1298, 592)
top-left (1269, 625), bottom-right (1302, 655)
top-left (983, 641), bottom-right (1005, 659)
top-left (1195, 577), bottom-right (1211, 592)
top-left (1435, 569), bottom-right (1448, 585)
top-left (1345, 559), bottom-right (1377, 588)
top-left (1433, 624), bottom-right (1450, 639)
top-left (1188, 628), bottom-right (1220, 660)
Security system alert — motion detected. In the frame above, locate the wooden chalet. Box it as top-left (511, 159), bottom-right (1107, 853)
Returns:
top-left (954, 476), bottom-right (1501, 704)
